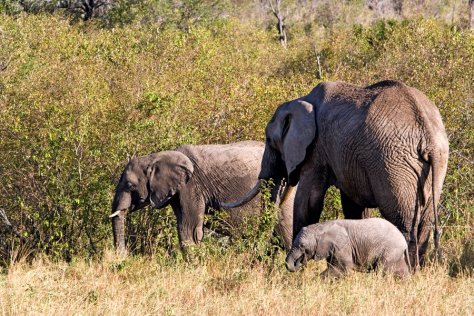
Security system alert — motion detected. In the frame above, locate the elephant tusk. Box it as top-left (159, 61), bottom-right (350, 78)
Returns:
top-left (277, 179), bottom-right (296, 206)
top-left (220, 179), bottom-right (263, 208)
top-left (109, 210), bottom-right (124, 218)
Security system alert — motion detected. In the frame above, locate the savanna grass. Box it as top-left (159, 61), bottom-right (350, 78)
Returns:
top-left (0, 249), bottom-right (472, 315)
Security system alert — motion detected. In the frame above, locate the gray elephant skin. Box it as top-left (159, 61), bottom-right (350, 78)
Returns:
top-left (110, 141), bottom-right (295, 251)
top-left (286, 218), bottom-right (411, 279)
top-left (226, 80), bottom-right (449, 266)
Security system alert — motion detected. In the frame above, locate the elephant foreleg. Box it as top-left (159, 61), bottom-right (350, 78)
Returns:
top-left (383, 257), bottom-right (411, 280)
top-left (321, 262), bottom-right (346, 279)
top-left (340, 191), bottom-right (371, 219)
top-left (416, 214), bottom-right (433, 267)
top-left (293, 185), bottom-right (327, 241)
top-left (173, 198), bottom-right (205, 248)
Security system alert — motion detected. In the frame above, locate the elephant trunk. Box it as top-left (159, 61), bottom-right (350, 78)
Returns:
top-left (110, 190), bottom-right (131, 252)
top-left (111, 210), bottom-right (127, 252)
top-left (285, 249), bottom-right (297, 272)
top-left (285, 248), bottom-right (304, 272)
top-left (220, 179), bottom-right (263, 208)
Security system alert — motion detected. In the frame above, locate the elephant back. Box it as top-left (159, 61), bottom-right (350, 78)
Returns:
top-left (175, 141), bottom-right (264, 207)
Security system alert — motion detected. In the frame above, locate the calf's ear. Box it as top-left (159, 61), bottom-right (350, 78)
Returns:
top-left (314, 223), bottom-right (348, 256)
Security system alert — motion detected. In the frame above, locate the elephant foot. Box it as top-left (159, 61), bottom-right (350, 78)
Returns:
top-left (382, 258), bottom-right (412, 280)
top-left (320, 267), bottom-right (344, 279)
top-left (394, 270), bottom-right (411, 280)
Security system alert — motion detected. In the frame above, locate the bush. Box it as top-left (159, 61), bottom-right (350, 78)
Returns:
top-left (0, 15), bottom-right (472, 264)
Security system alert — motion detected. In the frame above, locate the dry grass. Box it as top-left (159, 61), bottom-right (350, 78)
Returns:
top-left (0, 250), bottom-right (472, 316)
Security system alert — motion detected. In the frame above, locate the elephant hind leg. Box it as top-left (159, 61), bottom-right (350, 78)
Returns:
top-left (383, 256), bottom-right (411, 279)
top-left (321, 263), bottom-right (347, 279)
top-left (374, 176), bottom-right (422, 268)
top-left (416, 212), bottom-right (434, 266)
top-left (406, 193), bottom-right (435, 268)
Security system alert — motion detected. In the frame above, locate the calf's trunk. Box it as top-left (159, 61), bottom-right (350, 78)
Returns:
top-left (286, 254), bottom-right (296, 272)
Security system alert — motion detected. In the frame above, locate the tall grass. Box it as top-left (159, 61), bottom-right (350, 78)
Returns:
top-left (0, 250), bottom-right (473, 315)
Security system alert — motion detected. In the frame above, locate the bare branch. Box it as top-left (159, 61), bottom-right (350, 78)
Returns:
top-left (0, 57), bottom-right (11, 72)
top-left (0, 209), bottom-right (24, 240)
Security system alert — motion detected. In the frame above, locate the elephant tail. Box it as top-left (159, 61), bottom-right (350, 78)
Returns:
top-left (427, 145), bottom-right (449, 261)
top-left (404, 246), bottom-right (412, 272)
top-left (411, 86), bottom-right (449, 264)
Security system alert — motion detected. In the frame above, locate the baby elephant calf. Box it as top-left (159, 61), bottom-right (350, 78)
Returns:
top-left (286, 218), bottom-right (411, 279)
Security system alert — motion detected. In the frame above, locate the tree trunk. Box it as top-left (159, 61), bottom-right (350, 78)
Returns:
top-left (268, 0), bottom-right (287, 48)
top-left (276, 13), bottom-right (287, 48)
top-left (82, 0), bottom-right (95, 21)
top-left (394, 0), bottom-right (403, 16)
top-left (470, 0), bottom-right (474, 29)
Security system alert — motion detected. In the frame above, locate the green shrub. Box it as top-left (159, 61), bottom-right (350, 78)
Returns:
top-left (0, 15), bottom-right (472, 264)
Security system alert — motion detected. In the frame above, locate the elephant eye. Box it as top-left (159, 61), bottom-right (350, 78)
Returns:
top-left (126, 182), bottom-right (135, 190)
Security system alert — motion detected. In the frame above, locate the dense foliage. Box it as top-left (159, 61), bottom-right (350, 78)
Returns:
top-left (0, 10), bottom-right (472, 274)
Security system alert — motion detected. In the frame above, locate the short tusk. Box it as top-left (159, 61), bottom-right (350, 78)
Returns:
top-left (109, 210), bottom-right (124, 218)
top-left (278, 184), bottom-right (296, 206)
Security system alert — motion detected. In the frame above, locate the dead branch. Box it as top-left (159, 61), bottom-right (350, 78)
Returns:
top-left (267, 0), bottom-right (287, 48)
top-left (0, 209), bottom-right (24, 240)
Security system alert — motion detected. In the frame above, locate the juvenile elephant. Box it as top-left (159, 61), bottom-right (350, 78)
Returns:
top-left (286, 218), bottom-right (411, 279)
top-left (224, 80), bottom-right (449, 266)
top-left (110, 141), bottom-right (295, 251)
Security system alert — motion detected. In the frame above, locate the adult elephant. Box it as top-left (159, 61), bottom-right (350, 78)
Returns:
top-left (223, 80), bottom-right (449, 266)
top-left (110, 141), bottom-right (295, 252)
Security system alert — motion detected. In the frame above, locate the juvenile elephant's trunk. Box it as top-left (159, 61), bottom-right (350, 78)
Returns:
top-left (285, 248), bottom-right (305, 272)
top-left (220, 179), bottom-right (263, 208)
top-left (286, 254), bottom-right (296, 272)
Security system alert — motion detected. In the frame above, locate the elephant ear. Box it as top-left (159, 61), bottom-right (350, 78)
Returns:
top-left (314, 223), bottom-right (349, 257)
top-left (281, 100), bottom-right (316, 184)
top-left (148, 151), bottom-right (194, 208)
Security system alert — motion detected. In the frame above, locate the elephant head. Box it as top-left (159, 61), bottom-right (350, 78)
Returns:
top-left (110, 151), bottom-right (194, 251)
top-left (220, 99), bottom-right (317, 208)
top-left (285, 223), bottom-right (342, 272)
top-left (259, 99), bottom-right (317, 186)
